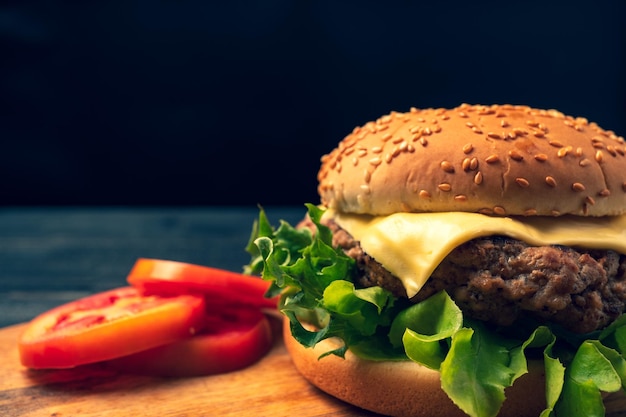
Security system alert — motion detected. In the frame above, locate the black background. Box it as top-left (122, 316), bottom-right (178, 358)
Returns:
top-left (2, 1), bottom-right (625, 207)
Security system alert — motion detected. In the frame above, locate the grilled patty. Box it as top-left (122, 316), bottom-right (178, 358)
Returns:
top-left (322, 218), bottom-right (626, 334)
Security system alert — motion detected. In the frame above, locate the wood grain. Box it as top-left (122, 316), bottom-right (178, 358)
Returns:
top-left (0, 317), bottom-right (379, 417)
top-left (1, 317), bottom-right (626, 417)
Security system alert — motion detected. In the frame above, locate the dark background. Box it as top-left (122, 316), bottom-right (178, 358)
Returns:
top-left (2, 1), bottom-right (625, 207)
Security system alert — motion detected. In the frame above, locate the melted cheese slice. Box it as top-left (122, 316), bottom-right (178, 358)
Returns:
top-left (327, 210), bottom-right (626, 298)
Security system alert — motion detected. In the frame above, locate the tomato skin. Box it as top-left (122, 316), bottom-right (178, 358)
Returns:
top-left (127, 258), bottom-right (278, 309)
top-left (19, 287), bottom-right (206, 369)
top-left (104, 308), bottom-right (274, 377)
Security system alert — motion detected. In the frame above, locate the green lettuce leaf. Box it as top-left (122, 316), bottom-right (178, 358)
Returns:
top-left (247, 205), bottom-right (626, 417)
top-left (389, 291), bottom-right (462, 369)
top-left (554, 340), bottom-right (626, 417)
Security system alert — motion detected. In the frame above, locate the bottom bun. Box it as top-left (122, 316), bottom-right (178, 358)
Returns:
top-left (283, 319), bottom-right (547, 417)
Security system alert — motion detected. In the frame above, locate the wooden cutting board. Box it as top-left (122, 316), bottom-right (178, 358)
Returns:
top-left (0, 316), bottom-right (377, 417)
top-left (1, 317), bottom-right (626, 417)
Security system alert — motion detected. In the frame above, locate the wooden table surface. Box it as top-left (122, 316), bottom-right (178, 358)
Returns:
top-left (2, 206), bottom-right (626, 416)
top-left (0, 206), bottom-right (377, 416)
top-left (0, 206), bottom-right (304, 328)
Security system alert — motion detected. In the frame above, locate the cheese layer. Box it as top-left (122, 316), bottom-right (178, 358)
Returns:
top-left (327, 210), bottom-right (626, 298)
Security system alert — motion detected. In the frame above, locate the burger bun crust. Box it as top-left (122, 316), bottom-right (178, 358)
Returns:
top-left (283, 319), bottom-right (547, 417)
top-left (318, 104), bottom-right (626, 217)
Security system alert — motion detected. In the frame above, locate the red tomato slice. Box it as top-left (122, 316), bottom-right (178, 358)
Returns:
top-left (104, 308), bottom-right (274, 377)
top-left (19, 286), bottom-right (206, 369)
top-left (127, 258), bottom-right (278, 309)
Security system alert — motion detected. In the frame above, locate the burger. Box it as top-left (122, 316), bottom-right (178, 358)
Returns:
top-left (246, 104), bottom-right (626, 417)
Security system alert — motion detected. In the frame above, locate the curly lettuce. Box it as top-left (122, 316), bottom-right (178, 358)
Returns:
top-left (246, 204), bottom-right (626, 417)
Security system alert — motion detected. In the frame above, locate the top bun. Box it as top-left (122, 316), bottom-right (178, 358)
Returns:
top-left (318, 104), bottom-right (626, 217)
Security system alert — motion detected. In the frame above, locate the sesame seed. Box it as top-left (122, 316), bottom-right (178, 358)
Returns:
top-left (469, 157), bottom-right (479, 170)
top-left (424, 127), bottom-right (432, 135)
top-left (369, 157), bottom-right (382, 166)
top-left (545, 176), bottom-right (557, 187)
top-left (441, 161), bottom-right (455, 173)
top-left (371, 146), bottom-right (383, 153)
top-left (474, 171), bottom-right (483, 185)
top-left (493, 206), bottom-right (506, 215)
top-left (607, 145), bottom-right (617, 156)
top-left (352, 157), bottom-right (358, 166)
top-left (526, 121), bottom-right (540, 127)
top-left (572, 183), bottom-right (586, 192)
top-left (472, 127), bottom-right (483, 134)
top-left (462, 158), bottom-right (471, 171)
top-left (595, 150), bottom-right (604, 163)
top-left (376, 124), bottom-right (389, 132)
top-left (409, 126), bottom-right (421, 134)
top-left (551, 210), bottom-right (561, 216)
top-left (557, 147), bottom-right (570, 158)
top-left (575, 147), bottom-right (583, 157)
top-left (465, 122), bottom-right (475, 128)
top-left (508, 150), bottom-right (524, 161)
top-left (579, 158), bottom-right (591, 167)
top-left (454, 194), bottom-right (468, 202)
top-left (381, 133), bottom-right (393, 142)
top-left (478, 208), bottom-right (494, 215)
top-left (507, 132), bottom-right (517, 140)
top-left (399, 141), bottom-right (408, 152)
top-left (599, 189), bottom-right (611, 197)
top-left (360, 184), bottom-right (371, 194)
top-left (515, 177), bottom-right (530, 188)
top-left (500, 120), bottom-right (509, 128)
top-left (358, 149), bottom-right (368, 157)
top-left (433, 125), bottom-right (442, 133)
top-left (592, 142), bottom-right (605, 149)
top-left (513, 128), bottom-right (528, 136)
top-left (487, 132), bottom-right (502, 140)
top-left (384, 153), bottom-right (393, 163)
top-left (379, 115), bottom-right (392, 124)
top-left (458, 112), bottom-right (468, 118)
top-left (419, 137), bottom-right (428, 147)
top-left (534, 153), bottom-right (548, 162)
top-left (364, 170), bottom-right (371, 183)
top-left (463, 143), bottom-right (474, 154)
top-left (524, 208), bottom-right (538, 216)
top-left (438, 183), bottom-right (452, 192)
top-left (411, 132), bottom-right (422, 142)
top-left (533, 131), bottom-right (546, 138)
top-left (585, 196), bottom-right (596, 205)
top-left (485, 154), bottom-right (500, 164)
top-left (549, 140), bottom-right (564, 148)
top-left (419, 190), bottom-right (431, 199)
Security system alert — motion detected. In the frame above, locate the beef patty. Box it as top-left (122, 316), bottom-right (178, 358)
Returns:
top-left (324, 219), bottom-right (626, 334)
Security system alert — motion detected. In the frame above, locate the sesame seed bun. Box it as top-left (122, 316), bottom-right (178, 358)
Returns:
top-left (318, 104), bottom-right (626, 217)
top-left (283, 319), bottom-right (547, 417)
